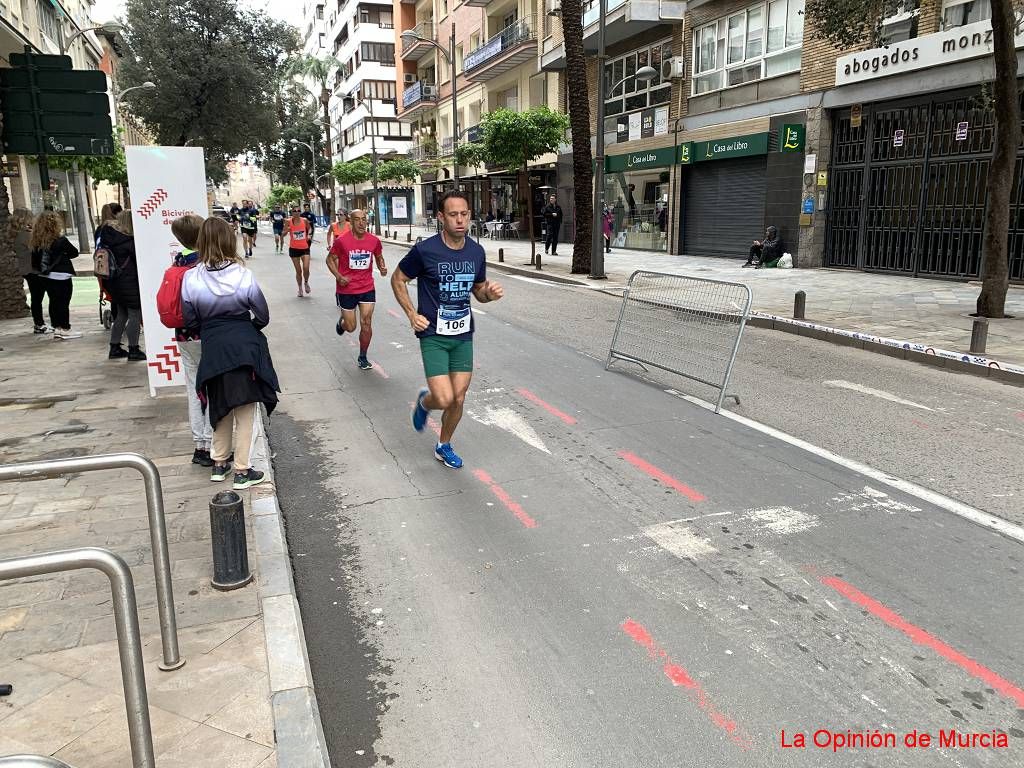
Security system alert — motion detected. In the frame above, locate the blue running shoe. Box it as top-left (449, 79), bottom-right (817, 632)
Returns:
top-left (434, 442), bottom-right (463, 469)
top-left (411, 387), bottom-right (429, 432)
top-left (358, 356), bottom-right (372, 370)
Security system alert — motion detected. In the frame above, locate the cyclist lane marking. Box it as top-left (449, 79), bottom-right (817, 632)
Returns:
top-left (515, 387), bottom-right (577, 426)
top-left (618, 451), bottom-right (707, 503)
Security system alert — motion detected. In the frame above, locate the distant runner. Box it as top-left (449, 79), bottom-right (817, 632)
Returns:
top-left (327, 211), bottom-right (350, 249)
top-left (287, 205), bottom-right (313, 298)
top-left (238, 200), bottom-right (258, 258)
top-left (301, 203), bottom-right (317, 244)
top-left (270, 204), bottom-right (287, 253)
top-left (391, 191), bottom-right (503, 469)
top-left (326, 209), bottom-right (385, 370)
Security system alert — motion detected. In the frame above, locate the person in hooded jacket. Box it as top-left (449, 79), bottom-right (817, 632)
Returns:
top-left (181, 216), bottom-right (280, 490)
top-left (98, 210), bottom-right (146, 360)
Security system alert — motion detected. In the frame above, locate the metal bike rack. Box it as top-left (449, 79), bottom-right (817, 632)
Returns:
top-left (0, 548), bottom-right (156, 768)
top-left (0, 756), bottom-right (74, 767)
top-left (0, 453), bottom-right (183, 671)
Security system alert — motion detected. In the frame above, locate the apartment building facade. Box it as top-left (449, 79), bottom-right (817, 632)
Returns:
top-left (303, 0), bottom-right (414, 219)
top-left (393, 0), bottom-right (562, 235)
top-left (1, 0), bottom-right (105, 234)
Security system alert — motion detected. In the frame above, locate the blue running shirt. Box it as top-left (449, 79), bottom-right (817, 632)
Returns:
top-left (398, 234), bottom-right (486, 340)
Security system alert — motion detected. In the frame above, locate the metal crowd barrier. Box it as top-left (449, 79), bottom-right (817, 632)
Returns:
top-left (0, 453), bottom-right (183, 671)
top-left (607, 270), bottom-right (752, 413)
top-left (0, 757), bottom-right (74, 768)
top-left (0, 547), bottom-right (156, 768)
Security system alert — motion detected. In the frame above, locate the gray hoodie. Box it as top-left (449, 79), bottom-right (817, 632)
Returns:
top-left (181, 262), bottom-right (270, 331)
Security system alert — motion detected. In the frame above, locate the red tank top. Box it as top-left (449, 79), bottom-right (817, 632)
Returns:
top-left (288, 219), bottom-right (309, 248)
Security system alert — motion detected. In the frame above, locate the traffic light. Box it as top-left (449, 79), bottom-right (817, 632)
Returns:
top-left (0, 47), bottom-right (114, 163)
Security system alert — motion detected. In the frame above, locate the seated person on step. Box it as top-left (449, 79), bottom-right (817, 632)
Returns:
top-left (744, 225), bottom-right (783, 268)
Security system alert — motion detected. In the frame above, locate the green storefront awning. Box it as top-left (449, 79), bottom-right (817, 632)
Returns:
top-left (605, 145), bottom-right (678, 173)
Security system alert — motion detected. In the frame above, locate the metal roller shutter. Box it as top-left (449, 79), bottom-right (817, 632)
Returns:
top-left (683, 156), bottom-right (768, 259)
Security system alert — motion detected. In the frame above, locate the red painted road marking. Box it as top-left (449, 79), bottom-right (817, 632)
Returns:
top-left (621, 619), bottom-right (752, 750)
top-left (822, 575), bottom-right (1024, 708)
top-left (618, 451), bottom-right (706, 502)
top-left (517, 387), bottom-right (577, 426)
top-left (473, 469), bottom-right (538, 529)
top-left (426, 416), bottom-right (442, 438)
top-left (910, 418), bottom-right (931, 430)
top-left (387, 308), bottom-right (402, 320)
top-left (371, 362), bottom-right (389, 379)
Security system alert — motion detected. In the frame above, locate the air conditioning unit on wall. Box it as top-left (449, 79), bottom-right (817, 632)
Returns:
top-left (421, 85), bottom-right (438, 97)
top-left (662, 56), bottom-right (685, 80)
top-left (403, 73), bottom-right (417, 84)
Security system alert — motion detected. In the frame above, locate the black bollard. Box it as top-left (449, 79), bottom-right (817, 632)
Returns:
top-left (536, 249), bottom-right (542, 270)
top-left (0, 684), bottom-right (12, 696)
top-left (794, 290), bottom-right (806, 320)
top-left (210, 491), bottom-right (252, 590)
top-left (498, 247), bottom-right (504, 263)
top-left (969, 317), bottom-right (988, 354)
top-left (407, 232), bottom-right (412, 242)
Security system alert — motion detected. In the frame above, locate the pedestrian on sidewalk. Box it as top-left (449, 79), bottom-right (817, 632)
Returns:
top-left (98, 211), bottom-right (146, 360)
top-left (745, 225), bottom-right (783, 269)
top-left (602, 205), bottom-right (614, 253)
top-left (542, 194), bottom-right (562, 256)
top-left (29, 210), bottom-right (81, 340)
top-left (170, 214), bottom-right (214, 467)
top-left (11, 207), bottom-right (45, 334)
top-left (182, 216), bottom-right (280, 490)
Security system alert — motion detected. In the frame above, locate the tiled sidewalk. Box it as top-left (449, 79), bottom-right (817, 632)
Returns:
top-left (385, 231), bottom-right (1024, 366)
top-left (0, 301), bottom-right (279, 767)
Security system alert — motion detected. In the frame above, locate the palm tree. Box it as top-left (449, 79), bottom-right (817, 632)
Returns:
top-left (559, 0), bottom-right (593, 274)
top-left (0, 109), bottom-right (26, 320)
top-left (286, 53), bottom-right (345, 217)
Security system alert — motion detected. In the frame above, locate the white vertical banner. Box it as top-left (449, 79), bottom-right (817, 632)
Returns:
top-left (125, 147), bottom-right (209, 396)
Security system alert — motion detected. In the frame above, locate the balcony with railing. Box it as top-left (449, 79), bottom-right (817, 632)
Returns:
top-left (399, 80), bottom-right (439, 119)
top-left (401, 18), bottom-right (436, 60)
top-left (464, 16), bottom-right (538, 81)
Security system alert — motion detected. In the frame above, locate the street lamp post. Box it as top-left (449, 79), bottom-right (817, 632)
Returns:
top-left (290, 136), bottom-right (318, 217)
top-left (401, 25), bottom-right (459, 187)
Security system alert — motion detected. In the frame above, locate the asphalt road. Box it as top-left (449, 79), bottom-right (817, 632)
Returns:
top-left (254, 236), bottom-right (1024, 768)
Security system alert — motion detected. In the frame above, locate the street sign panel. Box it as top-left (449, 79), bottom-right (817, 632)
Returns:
top-left (2, 133), bottom-right (113, 156)
top-left (3, 111), bottom-right (112, 136)
top-left (8, 53), bottom-right (72, 70)
top-left (2, 90), bottom-right (110, 114)
top-left (0, 68), bottom-right (108, 92)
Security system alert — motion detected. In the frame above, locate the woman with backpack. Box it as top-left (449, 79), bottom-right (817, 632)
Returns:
top-left (29, 210), bottom-right (81, 340)
top-left (181, 216), bottom-right (280, 490)
top-left (98, 210), bottom-right (145, 361)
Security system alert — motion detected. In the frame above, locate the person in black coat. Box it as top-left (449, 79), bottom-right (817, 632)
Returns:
top-left (98, 210), bottom-right (146, 360)
top-left (29, 210), bottom-right (80, 339)
top-left (745, 225), bottom-right (783, 268)
top-left (541, 194), bottom-right (563, 256)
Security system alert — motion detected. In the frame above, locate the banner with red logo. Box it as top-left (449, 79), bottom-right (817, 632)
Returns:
top-left (125, 147), bottom-right (209, 395)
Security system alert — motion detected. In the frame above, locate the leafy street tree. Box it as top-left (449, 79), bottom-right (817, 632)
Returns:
top-left (331, 159), bottom-right (373, 207)
top-left (286, 54), bottom-right (345, 217)
top-left (118, 0), bottom-right (297, 179)
top-left (457, 107), bottom-right (571, 265)
top-left (266, 184), bottom-right (303, 210)
top-left (805, 0), bottom-right (1018, 318)
top-left (377, 158), bottom-right (421, 185)
top-left (557, 0), bottom-right (595, 274)
top-left (261, 89), bottom-right (330, 217)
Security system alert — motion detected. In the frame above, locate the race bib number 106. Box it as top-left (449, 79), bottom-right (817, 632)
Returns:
top-left (437, 305), bottom-right (470, 335)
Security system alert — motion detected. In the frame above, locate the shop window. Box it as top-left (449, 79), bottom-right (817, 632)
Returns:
top-left (941, 0), bottom-right (991, 29)
top-left (693, 0), bottom-right (803, 96)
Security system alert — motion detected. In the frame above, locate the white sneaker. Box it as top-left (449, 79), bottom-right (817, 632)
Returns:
top-left (53, 328), bottom-right (82, 340)
top-left (296, 288), bottom-right (303, 298)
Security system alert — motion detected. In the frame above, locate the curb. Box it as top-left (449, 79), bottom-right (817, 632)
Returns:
top-left (389, 247), bottom-right (1023, 386)
top-left (250, 411), bottom-right (331, 768)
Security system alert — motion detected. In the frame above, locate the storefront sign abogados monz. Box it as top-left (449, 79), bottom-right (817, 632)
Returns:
top-left (606, 146), bottom-right (678, 172)
top-left (694, 132), bottom-right (770, 162)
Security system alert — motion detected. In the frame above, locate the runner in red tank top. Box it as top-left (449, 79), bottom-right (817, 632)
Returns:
top-left (326, 209), bottom-right (386, 370)
top-left (287, 207), bottom-right (313, 298)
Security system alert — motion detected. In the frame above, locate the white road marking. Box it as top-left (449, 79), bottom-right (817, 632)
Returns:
top-left (643, 521), bottom-right (718, 560)
top-left (508, 275), bottom-right (563, 288)
top-left (467, 406), bottom-right (551, 454)
top-left (823, 380), bottom-right (935, 411)
top-left (830, 486), bottom-right (921, 514)
top-left (473, 308), bottom-right (487, 315)
top-left (745, 506), bottom-right (820, 535)
top-left (665, 389), bottom-right (1024, 545)
top-left (389, 342), bottom-right (404, 349)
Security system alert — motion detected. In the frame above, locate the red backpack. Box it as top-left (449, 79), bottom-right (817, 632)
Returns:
top-left (157, 265), bottom-right (190, 328)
